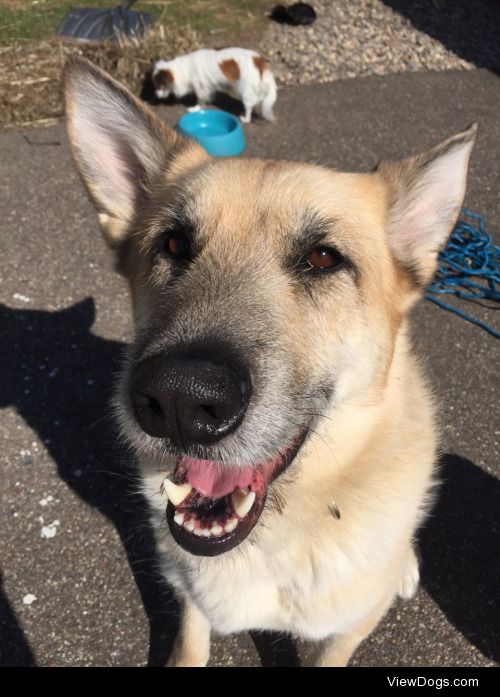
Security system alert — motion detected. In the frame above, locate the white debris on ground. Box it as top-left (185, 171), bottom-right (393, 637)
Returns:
top-left (39, 495), bottom-right (54, 507)
top-left (22, 594), bottom-right (37, 605)
top-left (12, 292), bottom-right (31, 303)
top-left (40, 520), bottom-right (60, 539)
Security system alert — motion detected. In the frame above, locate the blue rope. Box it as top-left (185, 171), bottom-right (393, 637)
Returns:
top-left (425, 208), bottom-right (500, 339)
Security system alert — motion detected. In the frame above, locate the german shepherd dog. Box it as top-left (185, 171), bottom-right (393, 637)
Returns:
top-left (64, 58), bottom-right (476, 666)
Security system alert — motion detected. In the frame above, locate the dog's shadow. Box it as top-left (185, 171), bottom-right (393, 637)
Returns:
top-left (0, 569), bottom-right (36, 666)
top-left (419, 452), bottom-right (500, 664)
top-left (1, 300), bottom-right (498, 665)
top-left (0, 299), bottom-right (179, 667)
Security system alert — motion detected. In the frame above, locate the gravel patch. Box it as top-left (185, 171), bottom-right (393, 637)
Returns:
top-left (262, 0), bottom-right (474, 85)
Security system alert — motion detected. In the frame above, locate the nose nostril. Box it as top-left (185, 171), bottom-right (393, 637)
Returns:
top-left (147, 396), bottom-right (163, 418)
top-left (131, 388), bottom-right (169, 439)
top-left (133, 391), bottom-right (164, 418)
top-left (200, 404), bottom-right (219, 420)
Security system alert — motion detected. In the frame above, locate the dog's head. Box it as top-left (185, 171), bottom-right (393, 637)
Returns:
top-left (152, 63), bottom-right (174, 100)
top-left (65, 58), bottom-right (475, 557)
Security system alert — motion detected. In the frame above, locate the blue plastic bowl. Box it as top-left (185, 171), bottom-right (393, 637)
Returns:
top-left (177, 109), bottom-right (245, 157)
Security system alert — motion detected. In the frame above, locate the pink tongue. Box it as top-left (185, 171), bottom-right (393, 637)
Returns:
top-left (182, 458), bottom-right (255, 498)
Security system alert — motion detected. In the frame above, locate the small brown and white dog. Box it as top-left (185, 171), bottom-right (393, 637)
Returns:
top-left (64, 57), bottom-right (476, 667)
top-left (152, 48), bottom-right (277, 123)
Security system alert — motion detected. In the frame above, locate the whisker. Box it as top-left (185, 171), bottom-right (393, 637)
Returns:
top-left (286, 417), bottom-right (339, 468)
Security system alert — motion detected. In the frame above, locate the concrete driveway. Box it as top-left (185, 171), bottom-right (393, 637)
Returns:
top-left (0, 68), bottom-right (499, 666)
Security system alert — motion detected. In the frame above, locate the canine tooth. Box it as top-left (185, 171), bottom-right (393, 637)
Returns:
top-left (173, 511), bottom-right (185, 526)
top-left (231, 489), bottom-right (256, 518)
top-left (224, 518), bottom-right (238, 533)
top-left (163, 479), bottom-right (192, 506)
top-left (184, 518), bottom-right (195, 533)
top-left (210, 524), bottom-right (223, 536)
top-left (193, 527), bottom-right (204, 537)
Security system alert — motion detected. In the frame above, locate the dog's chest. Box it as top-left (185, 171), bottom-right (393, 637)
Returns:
top-left (161, 534), bottom-right (371, 640)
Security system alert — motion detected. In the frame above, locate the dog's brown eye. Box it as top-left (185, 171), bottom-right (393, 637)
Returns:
top-left (306, 247), bottom-right (342, 270)
top-left (165, 232), bottom-right (190, 260)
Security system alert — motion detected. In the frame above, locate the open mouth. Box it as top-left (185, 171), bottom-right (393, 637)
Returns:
top-left (164, 430), bottom-right (308, 556)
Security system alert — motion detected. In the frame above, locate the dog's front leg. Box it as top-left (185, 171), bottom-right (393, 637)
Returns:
top-left (241, 98), bottom-right (257, 124)
top-left (314, 630), bottom-right (369, 667)
top-left (313, 598), bottom-right (392, 667)
top-left (167, 597), bottom-right (211, 667)
top-left (193, 87), bottom-right (215, 108)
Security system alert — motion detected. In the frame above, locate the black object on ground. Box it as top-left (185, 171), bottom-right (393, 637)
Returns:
top-left (57, 1), bottom-right (154, 42)
top-left (270, 3), bottom-right (317, 26)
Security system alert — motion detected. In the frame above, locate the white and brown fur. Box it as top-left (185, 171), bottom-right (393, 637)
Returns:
top-left (64, 57), bottom-right (476, 666)
top-left (152, 48), bottom-right (277, 123)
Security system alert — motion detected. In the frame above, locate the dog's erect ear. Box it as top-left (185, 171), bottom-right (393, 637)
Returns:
top-left (377, 124), bottom-right (477, 286)
top-left (64, 57), bottom-right (203, 248)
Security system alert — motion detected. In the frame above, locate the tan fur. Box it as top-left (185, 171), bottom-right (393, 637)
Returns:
top-left (219, 58), bottom-right (240, 82)
top-left (64, 58), bottom-right (475, 667)
top-left (252, 55), bottom-right (267, 77)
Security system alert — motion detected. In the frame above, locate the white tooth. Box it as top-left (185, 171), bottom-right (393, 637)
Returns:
top-left (163, 478), bottom-right (192, 506)
top-left (193, 527), bottom-right (204, 537)
top-left (224, 518), bottom-right (238, 533)
top-left (201, 528), bottom-right (211, 537)
top-left (184, 518), bottom-right (195, 533)
top-left (173, 511), bottom-right (185, 526)
top-left (231, 489), bottom-right (256, 518)
top-left (210, 524), bottom-right (223, 536)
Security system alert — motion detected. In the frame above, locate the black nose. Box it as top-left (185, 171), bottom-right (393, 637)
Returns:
top-left (130, 352), bottom-right (250, 447)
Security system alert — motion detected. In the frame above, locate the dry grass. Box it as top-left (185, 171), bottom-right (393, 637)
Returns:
top-left (0, 24), bottom-right (200, 131)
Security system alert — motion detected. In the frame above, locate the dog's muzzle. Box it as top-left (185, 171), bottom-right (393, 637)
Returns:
top-left (129, 347), bottom-right (309, 557)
